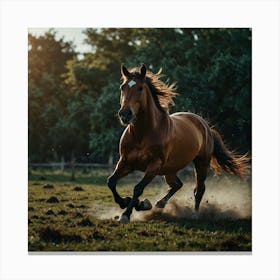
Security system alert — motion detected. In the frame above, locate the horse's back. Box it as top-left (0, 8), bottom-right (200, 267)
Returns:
top-left (170, 112), bottom-right (210, 146)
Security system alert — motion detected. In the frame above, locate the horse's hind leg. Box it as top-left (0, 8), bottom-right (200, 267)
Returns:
top-left (155, 174), bottom-right (183, 208)
top-left (193, 158), bottom-right (209, 212)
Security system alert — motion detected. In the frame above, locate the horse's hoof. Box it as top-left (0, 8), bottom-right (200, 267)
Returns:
top-left (155, 200), bottom-right (166, 208)
top-left (119, 214), bottom-right (130, 223)
top-left (135, 199), bottom-right (152, 211)
top-left (142, 199), bottom-right (152, 210)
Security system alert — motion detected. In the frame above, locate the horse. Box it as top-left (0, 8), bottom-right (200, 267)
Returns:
top-left (107, 64), bottom-right (249, 223)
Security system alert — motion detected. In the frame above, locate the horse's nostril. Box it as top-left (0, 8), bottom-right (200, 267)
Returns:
top-left (118, 109), bottom-right (125, 118)
top-left (118, 109), bottom-right (134, 124)
top-left (119, 109), bottom-right (132, 119)
top-left (118, 110), bottom-right (123, 118)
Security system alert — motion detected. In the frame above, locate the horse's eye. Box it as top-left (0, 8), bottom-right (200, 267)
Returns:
top-left (138, 86), bottom-right (143, 91)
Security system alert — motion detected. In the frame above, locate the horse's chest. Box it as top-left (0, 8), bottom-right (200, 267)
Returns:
top-left (126, 147), bottom-right (152, 170)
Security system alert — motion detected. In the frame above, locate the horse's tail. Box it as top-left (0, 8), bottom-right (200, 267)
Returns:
top-left (210, 129), bottom-right (250, 178)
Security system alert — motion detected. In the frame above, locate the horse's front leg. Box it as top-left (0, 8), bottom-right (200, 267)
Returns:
top-left (107, 159), bottom-right (132, 209)
top-left (119, 158), bottom-right (162, 223)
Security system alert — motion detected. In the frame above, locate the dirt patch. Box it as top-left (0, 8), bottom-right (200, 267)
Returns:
top-left (43, 184), bottom-right (54, 189)
top-left (72, 186), bottom-right (84, 191)
top-left (77, 217), bottom-right (95, 227)
top-left (58, 210), bottom-right (68, 216)
top-left (91, 230), bottom-right (106, 240)
top-left (38, 226), bottom-right (82, 242)
top-left (46, 196), bottom-right (59, 203)
top-left (66, 203), bottom-right (75, 208)
top-left (74, 212), bottom-right (83, 218)
top-left (45, 209), bottom-right (56, 215)
top-left (77, 204), bottom-right (86, 208)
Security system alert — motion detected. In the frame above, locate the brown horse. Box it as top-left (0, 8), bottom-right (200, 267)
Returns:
top-left (107, 64), bottom-right (249, 222)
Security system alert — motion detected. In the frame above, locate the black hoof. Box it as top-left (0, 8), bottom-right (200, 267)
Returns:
top-left (119, 214), bottom-right (130, 223)
top-left (135, 199), bottom-right (152, 211)
top-left (155, 200), bottom-right (166, 208)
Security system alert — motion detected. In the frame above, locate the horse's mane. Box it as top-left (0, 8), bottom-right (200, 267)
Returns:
top-left (124, 67), bottom-right (178, 112)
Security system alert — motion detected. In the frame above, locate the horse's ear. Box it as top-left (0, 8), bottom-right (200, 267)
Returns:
top-left (121, 64), bottom-right (130, 78)
top-left (140, 64), bottom-right (146, 79)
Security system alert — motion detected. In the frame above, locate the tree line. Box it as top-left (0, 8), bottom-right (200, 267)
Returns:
top-left (28, 28), bottom-right (251, 164)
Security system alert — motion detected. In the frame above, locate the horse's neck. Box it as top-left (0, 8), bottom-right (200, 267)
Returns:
top-left (130, 95), bottom-right (169, 139)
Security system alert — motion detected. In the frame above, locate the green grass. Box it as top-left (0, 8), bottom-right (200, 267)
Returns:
top-left (28, 169), bottom-right (251, 252)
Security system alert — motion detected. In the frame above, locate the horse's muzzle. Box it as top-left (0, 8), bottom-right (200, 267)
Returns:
top-left (118, 108), bottom-right (134, 125)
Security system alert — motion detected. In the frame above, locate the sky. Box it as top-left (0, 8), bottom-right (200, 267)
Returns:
top-left (28, 28), bottom-right (92, 54)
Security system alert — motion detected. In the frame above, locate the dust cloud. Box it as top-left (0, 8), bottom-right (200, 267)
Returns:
top-left (90, 176), bottom-right (251, 221)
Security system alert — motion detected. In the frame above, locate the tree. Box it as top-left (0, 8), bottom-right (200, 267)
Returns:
top-left (28, 30), bottom-right (77, 162)
top-left (29, 28), bottom-right (251, 164)
top-left (125, 28), bottom-right (251, 152)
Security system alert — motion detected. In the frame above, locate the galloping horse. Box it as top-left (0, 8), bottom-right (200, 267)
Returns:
top-left (107, 64), bottom-right (249, 222)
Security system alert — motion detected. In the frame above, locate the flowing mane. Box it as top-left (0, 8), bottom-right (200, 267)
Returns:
top-left (123, 67), bottom-right (178, 111)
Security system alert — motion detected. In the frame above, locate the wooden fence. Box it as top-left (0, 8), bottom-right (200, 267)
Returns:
top-left (30, 162), bottom-right (114, 169)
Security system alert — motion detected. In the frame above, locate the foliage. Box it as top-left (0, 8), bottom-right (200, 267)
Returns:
top-left (89, 82), bottom-right (123, 161)
top-left (28, 28), bottom-right (251, 163)
top-left (28, 30), bottom-right (77, 161)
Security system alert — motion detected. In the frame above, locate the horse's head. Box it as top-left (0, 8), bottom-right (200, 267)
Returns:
top-left (118, 64), bottom-right (147, 125)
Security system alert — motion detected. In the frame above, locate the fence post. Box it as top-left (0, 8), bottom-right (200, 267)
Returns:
top-left (70, 152), bottom-right (76, 181)
top-left (60, 156), bottom-right (65, 171)
top-left (28, 157), bottom-right (32, 175)
top-left (108, 151), bottom-right (113, 165)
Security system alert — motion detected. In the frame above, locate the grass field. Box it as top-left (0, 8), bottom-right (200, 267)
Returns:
top-left (28, 168), bottom-right (251, 252)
